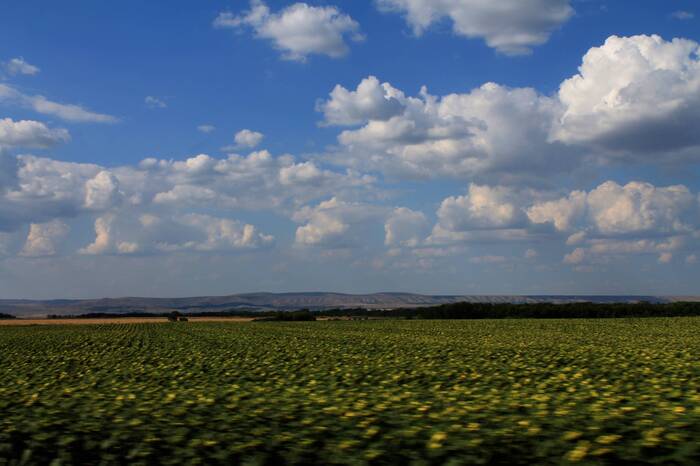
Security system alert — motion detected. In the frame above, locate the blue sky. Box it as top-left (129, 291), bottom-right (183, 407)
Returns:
top-left (1, 0), bottom-right (699, 298)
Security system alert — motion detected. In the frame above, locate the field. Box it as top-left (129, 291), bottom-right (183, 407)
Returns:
top-left (1, 319), bottom-right (699, 465)
top-left (0, 317), bottom-right (255, 326)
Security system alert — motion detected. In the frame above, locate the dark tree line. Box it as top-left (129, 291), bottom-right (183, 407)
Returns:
top-left (316, 301), bottom-right (700, 319)
top-left (39, 301), bottom-right (700, 321)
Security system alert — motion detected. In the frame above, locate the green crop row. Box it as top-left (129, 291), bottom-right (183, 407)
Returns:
top-left (1, 319), bottom-right (699, 465)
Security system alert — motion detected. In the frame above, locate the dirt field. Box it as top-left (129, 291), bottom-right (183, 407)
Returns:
top-left (0, 317), bottom-right (256, 326)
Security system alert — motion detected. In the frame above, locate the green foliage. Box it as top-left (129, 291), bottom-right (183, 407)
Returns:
top-left (1, 319), bottom-right (700, 464)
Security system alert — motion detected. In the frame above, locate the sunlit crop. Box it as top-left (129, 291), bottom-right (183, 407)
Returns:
top-left (1, 319), bottom-right (699, 464)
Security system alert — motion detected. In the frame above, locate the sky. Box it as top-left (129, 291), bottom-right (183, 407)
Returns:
top-left (1, 0), bottom-right (699, 299)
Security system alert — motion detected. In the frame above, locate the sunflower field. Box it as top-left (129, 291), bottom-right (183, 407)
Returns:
top-left (1, 318), bottom-right (699, 465)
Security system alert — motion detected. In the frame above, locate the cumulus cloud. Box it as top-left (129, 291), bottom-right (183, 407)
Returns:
top-left (78, 212), bottom-right (272, 256)
top-left (0, 148), bottom-right (373, 241)
top-left (145, 96), bottom-right (167, 109)
top-left (84, 171), bottom-right (121, 210)
top-left (20, 220), bottom-right (69, 257)
top-left (80, 215), bottom-right (115, 255)
top-left (427, 184), bottom-right (532, 246)
top-left (528, 181), bottom-right (698, 236)
top-left (294, 197), bottom-right (386, 247)
top-left (136, 151), bottom-right (373, 211)
top-left (172, 214), bottom-right (273, 251)
top-left (0, 118), bottom-right (70, 149)
top-left (320, 77), bottom-right (570, 181)
top-left (4, 57), bottom-right (40, 76)
top-left (384, 207), bottom-right (429, 248)
top-left (437, 184), bottom-right (523, 231)
top-left (0, 84), bottom-right (117, 123)
top-left (424, 179), bottom-right (700, 267)
top-left (214, 0), bottom-right (363, 61)
top-left (320, 36), bottom-right (700, 182)
top-left (525, 180), bottom-right (700, 266)
top-left (376, 0), bottom-right (574, 55)
top-left (233, 129), bottom-right (264, 149)
top-left (553, 35), bottom-right (700, 156)
top-left (318, 76), bottom-right (405, 126)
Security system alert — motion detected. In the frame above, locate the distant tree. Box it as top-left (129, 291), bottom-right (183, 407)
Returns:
top-left (167, 311), bottom-right (181, 322)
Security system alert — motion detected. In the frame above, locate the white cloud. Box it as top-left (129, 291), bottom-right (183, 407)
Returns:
top-left (686, 254), bottom-right (698, 264)
top-left (376, 0), bottom-right (574, 55)
top-left (554, 35), bottom-right (700, 157)
top-left (294, 197), bottom-right (385, 247)
top-left (182, 214), bottom-right (273, 250)
top-left (437, 184), bottom-right (523, 231)
top-left (384, 207), bottom-right (429, 247)
top-left (20, 220), bottom-right (69, 257)
top-left (79, 212), bottom-right (272, 255)
top-left (321, 78), bottom-right (570, 181)
top-left (234, 129), bottom-right (264, 149)
top-left (524, 248), bottom-right (538, 259)
top-left (527, 191), bottom-right (587, 232)
top-left (0, 148), bottom-right (373, 239)
top-left (563, 247), bottom-right (585, 264)
top-left (214, 0), bottom-right (363, 61)
top-left (117, 241), bottom-right (140, 254)
top-left (588, 237), bottom-right (683, 256)
top-left (0, 118), bottom-right (70, 149)
top-left (0, 84), bottom-right (117, 123)
top-left (528, 181), bottom-right (698, 236)
top-left (197, 124), bottom-right (216, 134)
top-left (136, 151), bottom-right (372, 211)
top-left (671, 11), bottom-right (694, 20)
top-left (529, 181), bottom-right (700, 266)
top-left (145, 96), bottom-right (167, 109)
top-left (320, 36), bottom-right (700, 183)
top-left (4, 57), bottom-right (40, 76)
top-left (318, 76), bottom-right (405, 126)
top-left (84, 171), bottom-right (121, 211)
top-left (79, 215), bottom-right (115, 255)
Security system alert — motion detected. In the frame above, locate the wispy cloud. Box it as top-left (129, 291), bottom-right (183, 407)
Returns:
top-left (0, 83), bottom-right (117, 124)
top-left (671, 10), bottom-right (694, 20)
top-left (197, 124), bottom-right (216, 134)
top-left (4, 57), bottom-right (40, 76)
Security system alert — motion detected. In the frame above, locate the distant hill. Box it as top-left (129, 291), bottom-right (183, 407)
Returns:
top-left (1, 292), bottom-right (697, 318)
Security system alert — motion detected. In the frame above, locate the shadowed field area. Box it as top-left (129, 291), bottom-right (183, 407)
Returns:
top-left (1, 319), bottom-right (699, 464)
